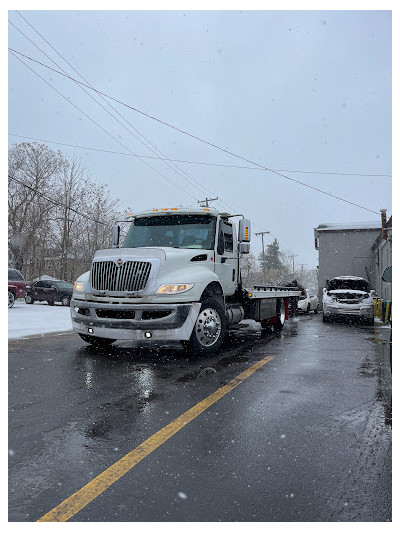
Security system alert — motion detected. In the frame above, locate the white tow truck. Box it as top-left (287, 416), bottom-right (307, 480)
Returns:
top-left (71, 207), bottom-right (301, 354)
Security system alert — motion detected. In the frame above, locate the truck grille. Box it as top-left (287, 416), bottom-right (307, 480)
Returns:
top-left (91, 261), bottom-right (151, 292)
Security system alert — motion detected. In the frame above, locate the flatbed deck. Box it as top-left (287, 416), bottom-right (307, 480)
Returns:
top-left (244, 286), bottom-right (302, 299)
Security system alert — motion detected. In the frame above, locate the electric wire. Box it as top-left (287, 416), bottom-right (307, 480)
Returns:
top-left (8, 134), bottom-right (391, 178)
top-left (9, 175), bottom-right (105, 225)
top-left (12, 13), bottom-right (230, 212)
top-left (9, 49), bottom-right (199, 203)
top-left (8, 47), bottom-right (382, 215)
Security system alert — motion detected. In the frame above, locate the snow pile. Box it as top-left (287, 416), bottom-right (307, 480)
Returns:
top-left (8, 301), bottom-right (73, 339)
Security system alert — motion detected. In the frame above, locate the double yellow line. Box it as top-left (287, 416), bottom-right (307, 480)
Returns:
top-left (38, 354), bottom-right (274, 522)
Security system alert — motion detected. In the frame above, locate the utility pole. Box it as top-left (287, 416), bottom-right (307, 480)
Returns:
top-left (289, 254), bottom-right (298, 275)
top-left (255, 231), bottom-right (270, 286)
top-left (298, 263), bottom-right (307, 283)
top-left (197, 197), bottom-right (218, 208)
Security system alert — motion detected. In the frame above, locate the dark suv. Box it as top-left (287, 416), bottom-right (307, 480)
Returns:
top-left (8, 268), bottom-right (26, 308)
top-left (25, 280), bottom-right (73, 306)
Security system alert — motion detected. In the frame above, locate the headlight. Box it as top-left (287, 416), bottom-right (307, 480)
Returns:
top-left (156, 284), bottom-right (194, 294)
top-left (74, 281), bottom-right (84, 292)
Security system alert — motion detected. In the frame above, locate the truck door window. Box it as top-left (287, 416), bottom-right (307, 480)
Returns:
top-left (222, 222), bottom-right (233, 253)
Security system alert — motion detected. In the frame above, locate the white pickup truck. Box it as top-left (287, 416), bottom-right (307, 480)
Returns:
top-left (297, 289), bottom-right (318, 314)
top-left (71, 207), bottom-right (300, 354)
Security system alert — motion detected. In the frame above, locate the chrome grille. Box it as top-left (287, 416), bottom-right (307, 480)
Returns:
top-left (91, 261), bottom-right (151, 292)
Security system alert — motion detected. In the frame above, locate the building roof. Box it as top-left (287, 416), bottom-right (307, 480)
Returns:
top-left (314, 221), bottom-right (381, 232)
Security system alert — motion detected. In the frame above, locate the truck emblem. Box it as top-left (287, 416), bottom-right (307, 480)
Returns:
top-left (116, 258), bottom-right (124, 267)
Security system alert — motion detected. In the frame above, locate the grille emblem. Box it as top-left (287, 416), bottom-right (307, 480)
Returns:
top-left (116, 258), bottom-right (124, 267)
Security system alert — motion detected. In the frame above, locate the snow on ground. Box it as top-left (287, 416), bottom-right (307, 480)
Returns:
top-left (8, 300), bottom-right (73, 340)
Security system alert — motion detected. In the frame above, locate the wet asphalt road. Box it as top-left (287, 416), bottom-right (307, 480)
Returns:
top-left (9, 314), bottom-right (392, 522)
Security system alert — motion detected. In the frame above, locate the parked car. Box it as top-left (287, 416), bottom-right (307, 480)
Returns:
top-left (322, 276), bottom-right (374, 324)
top-left (8, 268), bottom-right (26, 308)
top-left (297, 289), bottom-right (318, 314)
top-left (25, 279), bottom-right (73, 306)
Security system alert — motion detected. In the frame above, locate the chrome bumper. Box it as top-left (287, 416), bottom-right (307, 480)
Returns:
top-left (70, 298), bottom-right (201, 341)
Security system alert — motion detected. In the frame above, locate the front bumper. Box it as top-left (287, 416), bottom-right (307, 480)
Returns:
top-left (323, 303), bottom-right (374, 318)
top-left (70, 298), bottom-right (201, 341)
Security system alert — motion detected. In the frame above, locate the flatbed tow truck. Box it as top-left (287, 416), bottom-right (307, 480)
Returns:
top-left (71, 207), bottom-right (301, 354)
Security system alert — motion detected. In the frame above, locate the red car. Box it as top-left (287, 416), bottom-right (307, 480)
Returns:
top-left (8, 268), bottom-right (26, 308)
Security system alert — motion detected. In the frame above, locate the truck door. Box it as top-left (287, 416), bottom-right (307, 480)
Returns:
top-left (215, 220), bottom-right (237, 296)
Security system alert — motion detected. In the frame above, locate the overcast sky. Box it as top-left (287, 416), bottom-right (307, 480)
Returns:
top-left (8, 8), bottom-right (392, 270)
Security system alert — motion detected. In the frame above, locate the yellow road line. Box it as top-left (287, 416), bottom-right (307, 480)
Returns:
top-left (37, 354), bottom-right (274, 522)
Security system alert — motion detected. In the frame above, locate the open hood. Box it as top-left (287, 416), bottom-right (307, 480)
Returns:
top-left (327, 277), bottom-right (370, 292)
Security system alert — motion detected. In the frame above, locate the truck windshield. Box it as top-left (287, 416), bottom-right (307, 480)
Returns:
top-left (122, 215), bottom-right (217, 250)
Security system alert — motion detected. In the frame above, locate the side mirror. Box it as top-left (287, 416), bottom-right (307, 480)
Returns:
top-left (112, 225), bottom-right (120, 248)
top-left (238, 219), bottom-right (251, 242)
top-left (239, 242), bottom-right (250, 254)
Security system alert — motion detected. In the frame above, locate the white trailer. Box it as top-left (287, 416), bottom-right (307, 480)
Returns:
top-left (71, 207), bottom-right (301, 354)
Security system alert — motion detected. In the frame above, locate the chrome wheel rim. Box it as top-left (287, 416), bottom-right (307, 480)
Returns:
top-left (195, 308), bottom-right (222, 347)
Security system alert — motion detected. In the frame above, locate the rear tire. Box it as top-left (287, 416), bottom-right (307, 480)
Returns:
top-left (8, 291), bottom-right (15, 308)
top-left (182, 297), bottom-right (226, 355)
top-left (78, 334), bottom-right (116, 346)
top-left (273, 299), bottom-right (285, 331)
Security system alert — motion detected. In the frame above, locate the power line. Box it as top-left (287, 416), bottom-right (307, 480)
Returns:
top-left (8, 47), bottom-right (382, 215)
top-left (8, 134), bottom-right (391, 178)
top-left (9, 175), bottom-right (105, 224)
top-left (9, 49), bottom-right (199, 204)
top-left (10, 14), bottom-right (232, 213)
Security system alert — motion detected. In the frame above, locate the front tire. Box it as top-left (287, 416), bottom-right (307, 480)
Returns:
top-left (306, 304), bottom-right (310, 315)
top-left (78, 334), bottom-right (116, 346)
top-left (25, 294), bottom-right (35, 304)
top-left (8, 291), bottom-right (15, 308)
top-left (48, 301), bottom-right (55, 306)
top-left (182, 298), bottom-right (226, 355)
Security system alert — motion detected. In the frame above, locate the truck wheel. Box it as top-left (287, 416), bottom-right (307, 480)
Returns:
top-left (78, 334), bottom-right (116, 346)
top-left (273, 299), bottom-right (285, 331)
top-left (183, 298), bottom-right (226, 355)
top-left (47, 301), bottom-right (55, 306)
top-left (8, 291), bottom-right (15, 308)
top-left (25, 294), bottom-right (35, 304)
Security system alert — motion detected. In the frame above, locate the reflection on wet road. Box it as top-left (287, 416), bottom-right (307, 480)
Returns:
top-left (9, 315), bottom-right (391, 522)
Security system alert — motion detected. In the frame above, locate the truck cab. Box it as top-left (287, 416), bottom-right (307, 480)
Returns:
top-left (71, 207), bottom-right (251, 353)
